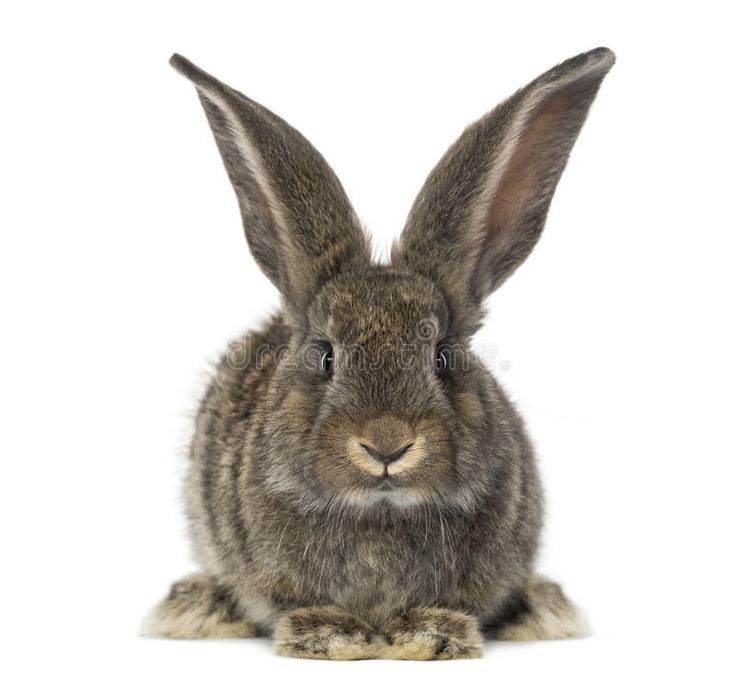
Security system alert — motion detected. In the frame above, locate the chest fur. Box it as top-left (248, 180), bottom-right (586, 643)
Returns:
top-left (250, 510), bottom-right (470, 625)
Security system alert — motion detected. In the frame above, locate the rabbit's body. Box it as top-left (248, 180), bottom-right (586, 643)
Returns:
top-left (185, 310), bottom-right (540, 633)
top-left (145, 48), bottom-right (614, 659)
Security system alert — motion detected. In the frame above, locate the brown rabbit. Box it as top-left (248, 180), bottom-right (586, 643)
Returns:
top-left (143, 48), bottom-right (615, 659)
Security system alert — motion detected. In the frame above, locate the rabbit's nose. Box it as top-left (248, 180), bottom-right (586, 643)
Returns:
top-left (350, 416), bottom-right (420, 475)
top-left (359, 441), bottom-right (414, 466)
top-left (357, 416), bottom-right (415, 465)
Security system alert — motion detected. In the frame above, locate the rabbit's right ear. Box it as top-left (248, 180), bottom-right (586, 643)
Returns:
top-left (170, 55), bottom-right (371, 317)
top-left (392, 48), bottom-right (615, 333)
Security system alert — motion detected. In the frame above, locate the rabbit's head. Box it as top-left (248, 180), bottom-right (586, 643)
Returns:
top-left (171, 50), bottom-right (614, 511)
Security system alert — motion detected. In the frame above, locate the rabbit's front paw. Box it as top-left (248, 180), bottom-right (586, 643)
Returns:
top-left (274, 606), bottom-right (384, 660)
top-left (382, 608), bottom-right (483, 660)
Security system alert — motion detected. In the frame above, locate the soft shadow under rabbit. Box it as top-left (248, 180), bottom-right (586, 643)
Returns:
top-left (143, 48), bottom-right (614, 659)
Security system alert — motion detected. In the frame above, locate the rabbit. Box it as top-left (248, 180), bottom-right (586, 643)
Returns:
top-left (143, 47), bottom-right (614, 660)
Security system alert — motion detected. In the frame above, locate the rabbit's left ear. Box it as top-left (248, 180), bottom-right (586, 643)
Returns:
top-left (392, 48), bottom-right (615, 333)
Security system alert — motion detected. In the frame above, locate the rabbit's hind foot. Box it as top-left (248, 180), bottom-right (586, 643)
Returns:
top-left (494, 575), bottom-right (589, 641)
top-left (141, 573), bottom-right (256, 639)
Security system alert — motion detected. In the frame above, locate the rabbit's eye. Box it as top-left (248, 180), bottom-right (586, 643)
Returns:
top-left (435, 344), bottom-right (450, 374)
top-left (320, 343), bottom-right (334, 373)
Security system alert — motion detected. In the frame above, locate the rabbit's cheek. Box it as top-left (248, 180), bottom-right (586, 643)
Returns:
top-left (281, 388), bottom-right (319, 428)
top-left (453, 391), bottom-right (485, 423)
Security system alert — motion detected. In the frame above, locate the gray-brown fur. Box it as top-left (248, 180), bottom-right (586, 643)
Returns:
top-left (144, 49), bottom-right (614, 658)
top-left (274, 606), bottom-right (382, 659)
top-left (142, 574), bottom-right (255, 639)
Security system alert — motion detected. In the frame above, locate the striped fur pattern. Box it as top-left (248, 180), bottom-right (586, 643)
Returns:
top-left (143, 49), bottom-right (614, 658)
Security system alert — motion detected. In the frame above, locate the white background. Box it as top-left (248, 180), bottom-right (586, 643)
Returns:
top-left (2, 1), bottom-right (735, 685)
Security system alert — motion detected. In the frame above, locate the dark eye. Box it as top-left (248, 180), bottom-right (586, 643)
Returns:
top-left (435, 343), bottom-right (450, 374)
top-left (320, 342), bottom-right (334, 373)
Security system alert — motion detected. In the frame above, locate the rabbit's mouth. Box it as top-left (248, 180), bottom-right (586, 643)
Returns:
top-left (375, 474), bottom-right (401, 490)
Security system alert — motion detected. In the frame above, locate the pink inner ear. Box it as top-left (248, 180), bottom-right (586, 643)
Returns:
top-left (484, 87), bottom-right (576, 253)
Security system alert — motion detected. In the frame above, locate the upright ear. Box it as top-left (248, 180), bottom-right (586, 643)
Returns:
top-left (392, 48), bottom-right (615, 332)
top-left (170, 55), bottom-right (371, 317)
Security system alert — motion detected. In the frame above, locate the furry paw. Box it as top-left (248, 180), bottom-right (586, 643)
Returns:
top-left (382, 608), bottom-right (483, 660)
top-left (142, 574), bottom-right (256, 639)
top-left (495, 576), bottom-right (589, 641)
top-left (274, 606), bottom-right (385, 660)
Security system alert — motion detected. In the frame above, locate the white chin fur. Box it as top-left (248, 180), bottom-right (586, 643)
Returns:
top-left (338, 486), bottom-right (482, 513)
top-left (339, 489), bottom-right (428, 510)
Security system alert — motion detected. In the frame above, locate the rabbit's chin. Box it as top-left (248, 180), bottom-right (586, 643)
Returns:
top-left (337, 487), bottom-right (429, 510)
